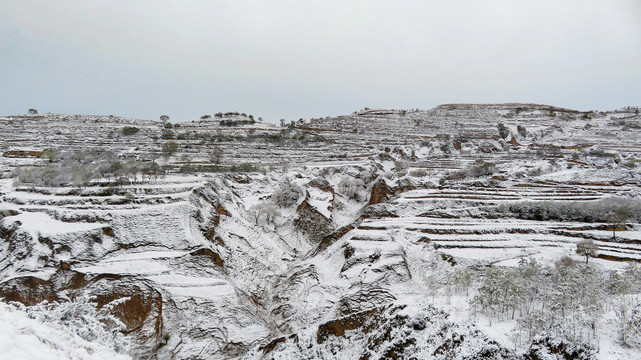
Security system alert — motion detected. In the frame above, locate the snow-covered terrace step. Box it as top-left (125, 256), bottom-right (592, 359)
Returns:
top-left (526, 196), bottom-right (602, 201)
top-left (432, 241), bottom-right (533, 249)
top-left (440, 247), bottom-right (542, 263)
top-left (401, 194), bottom-right (517, 201)
top-left (597, 250), bottom-right (641, 262)
top-left (424, 231), bottom-right (580, 240)
top-left (147, 274), bottom-right (237, 299)
top-left (345, 238), bottom-right (402, 252)
top-left (401, 188), bottom-right (602, 197)
top-left (598, 245), bottom-right (641, 257)
top-left (146, 275), bottom-right (227, 287)
top-left (162, 283), bottom-right (236, 299)
top-left (399, 193), bottom-right (604, 201)
top-left (75, 260), bottom-right (171, 275)
top-left (2, 182), bottom-right (203, 210)
top-left (11, 203), bottom-right (191, 218)
top-left (0, 211), bottom-right (107, 241)
top-left (8, 181), bottom-right (204, 196)
top-left (2, 194), bottom-right (189, 208)
top-left (346, 229), bottom-right (392, 242)
top-left (102, 250), bottom-right (189, 262)
top-left (363, 217), bottom-right (641, 237)
top-left (74, 251), bottom-right (191, 276)
top-left (438, 242), bottom-right (639, 255)
top-left (361, 217), bottom-right (555, 229)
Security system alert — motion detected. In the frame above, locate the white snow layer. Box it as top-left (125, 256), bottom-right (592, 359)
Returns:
top-left (0, 302), bottom-right (131, 360)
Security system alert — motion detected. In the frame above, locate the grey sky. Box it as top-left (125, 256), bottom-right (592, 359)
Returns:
top-left (1, 1), bottom-right (639, 123)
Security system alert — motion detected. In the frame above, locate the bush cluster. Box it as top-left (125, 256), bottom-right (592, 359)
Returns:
top-left (272, 181), bottom-right (303, 207)
top-left (121, 126), bottom-right (140, 135)
top-left (338, 177), bottom-right (362, 200)
top-left (408, 168), bottom-right (429, 177)
top-left (446, 159), bottom-right (496, 180)
top-left (497, 198), bottom-right (641, 223)
top-left (13, 150), bottom-right (165, 188)
top-left (176, 162), bottom-right (260, 174)
top-left (472, 259), bottom-right (641, 349)
top-left (589, 149), bottom-right (617, 158)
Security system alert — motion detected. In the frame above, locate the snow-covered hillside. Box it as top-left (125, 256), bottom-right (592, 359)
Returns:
top-left (1, 104), bottom-right (640, 359)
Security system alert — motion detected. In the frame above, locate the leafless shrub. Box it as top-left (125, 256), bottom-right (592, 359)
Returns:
top-left (248, 201), bottom-right (280, 225)
top-left (338, 177), bottom-right (362, 200)
top-left (409, 168), bottom-right (429, 177)
top-left (272, 181), bottom-right (303, 207)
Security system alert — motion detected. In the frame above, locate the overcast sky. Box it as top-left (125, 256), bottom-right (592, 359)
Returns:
top-left (1, 1), bottom-right (639, 123)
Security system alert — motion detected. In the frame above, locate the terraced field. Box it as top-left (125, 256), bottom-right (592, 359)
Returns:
top-left (1, 103), bottom-right (641, 359)
top-left (367, 180), bottom-right (641, 264)
top-left (3, 104), bottom-right (640, 274)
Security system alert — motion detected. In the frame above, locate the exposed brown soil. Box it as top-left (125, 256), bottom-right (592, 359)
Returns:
top-left (295, 199), bottom-right (333, 244)
top-left (2, 150), bottom-right (44, 158)
top-left (259, 336), bottom-right (287, 354)
top-left (316, 308), bottom-right (379, 344)
top-left (0, 276), bottom-right (60, 304)
top-left (596, 253), bottom-right (641, 263)
top-left (311, 224), bottom-right (356, 256)
top-left (190, 248), bottom-right (225, 268)
top-left (369, 179), bottom-right (393, 205)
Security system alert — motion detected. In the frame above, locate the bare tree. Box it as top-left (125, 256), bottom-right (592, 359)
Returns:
top-left (605, 206), bottom-right (630, 242)
top-left (162, 142), bottom-right (178, 159)
top-left (272, 181), bottom-right (302, 207)
top-left (248, 203), bottom-right (263, 225)
top-left (42, 149), bottom-right (57, 163)
top-left (209, 147), bottom-right (223, 164)
top-left (497, 122), bottom-right (510, 139)
top-left (576, 239), bottom-right (599, 264)
top-left (248, 201), bottom-right (280, 226)
top-left (262, 202), bottom-right (280, 225)
top-left (338, 177), bottom-right (362, 200)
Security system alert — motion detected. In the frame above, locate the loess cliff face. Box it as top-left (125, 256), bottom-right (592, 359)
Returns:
top-left (1, 104), bottom-right (641, 359)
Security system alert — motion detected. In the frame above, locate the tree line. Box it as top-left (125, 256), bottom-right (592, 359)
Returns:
top-left (13, 149), bottom-right (167, 188)
top-left (466, 258), bottom-right (641, 349)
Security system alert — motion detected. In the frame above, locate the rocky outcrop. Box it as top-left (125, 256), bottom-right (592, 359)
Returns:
top-left (294, 198), bottom-right (333, 244)
top-left (523, 336), bottom-right (595, 360)
top-left (337, 287), bottom-right (396, 315)
top-left (307, 177), bottom-right (335, 195)
top-left (189, 247), bottom-right (225, 268)
top-left (87, 276), bottom-right (164, 352)
top-left (360, 203), bottom-right (398, 219)
top-left (0, 209), bottom-right (19, 221)
top-left (316, 307), bottom-right (379, 344)
top-left (368, 178), bottom-right (415, 206)
top-left (310, 224), bottom-right (356, 257)
top-left (368, 179), bottom-right (393, 205)
top-left (269, 265), bottom-right (325, 331)
top-left (0, 270), bottom-right (165, 357)
top-left (243, 303), bottom-right (519, 360)
top-left (0, 275), bottom-right (60, 304)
